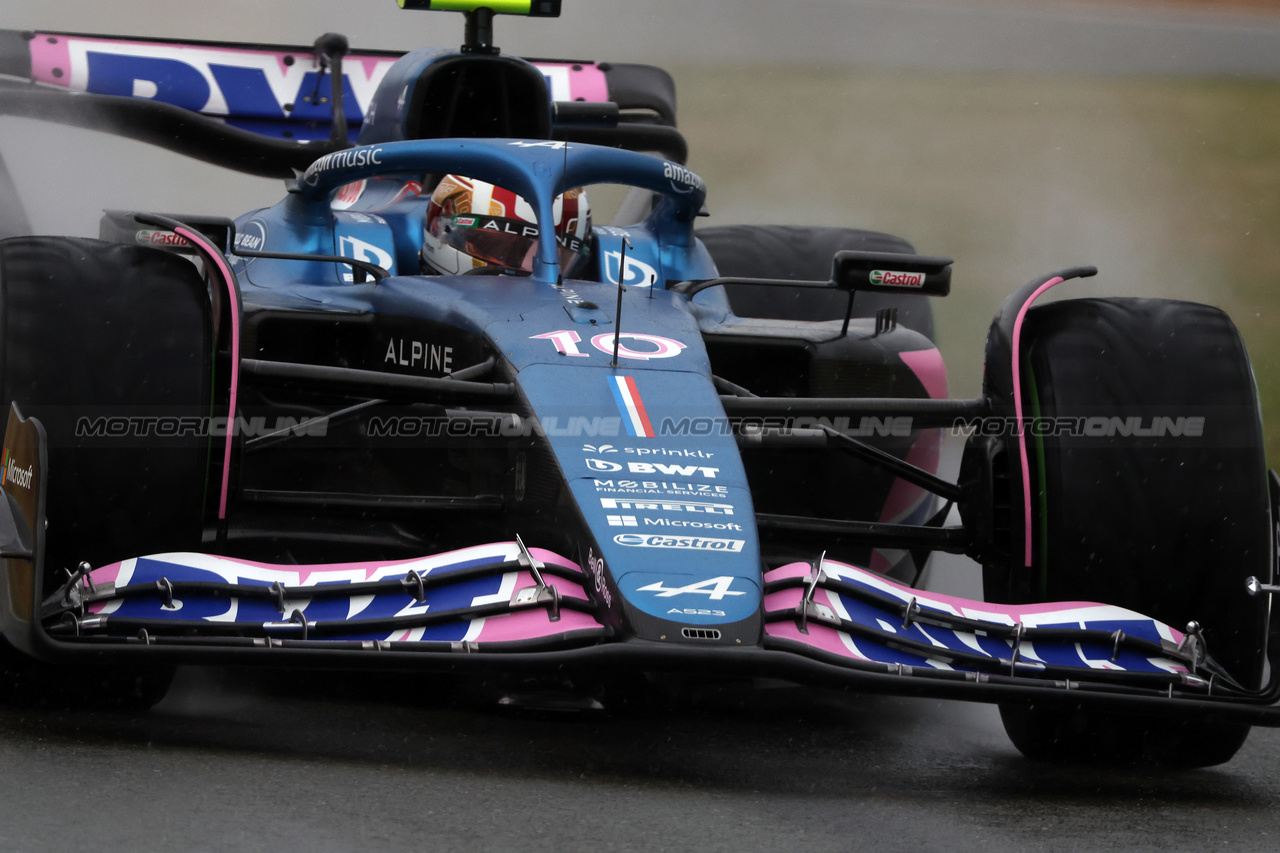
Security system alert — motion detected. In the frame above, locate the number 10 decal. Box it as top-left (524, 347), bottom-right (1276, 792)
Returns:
top-left (531, 330), bottom-right (686, 361)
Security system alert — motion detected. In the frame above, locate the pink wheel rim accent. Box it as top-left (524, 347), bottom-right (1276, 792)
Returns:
top-left (1011, 277), bottom-right (1065, 567)
top-left (175, 227), bottom-right (241, 520)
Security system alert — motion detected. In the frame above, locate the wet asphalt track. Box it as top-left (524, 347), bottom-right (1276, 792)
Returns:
top-left (5, 2), bottom-right (1280, 850)
top-left (0, 488), bottom-right (1276, 851)
top-left (0, 667), bottom-right (1278, 852)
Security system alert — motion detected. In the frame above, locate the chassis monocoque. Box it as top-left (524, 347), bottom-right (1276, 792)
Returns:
top-left (0, 1), bottom-right (1277, 767)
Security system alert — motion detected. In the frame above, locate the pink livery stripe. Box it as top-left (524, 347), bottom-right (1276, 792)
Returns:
top-left (1011, 276), bottom-right (1066, 566)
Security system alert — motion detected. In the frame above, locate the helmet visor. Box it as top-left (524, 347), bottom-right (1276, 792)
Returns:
top-left (444, 214), bottom-right (587, 272)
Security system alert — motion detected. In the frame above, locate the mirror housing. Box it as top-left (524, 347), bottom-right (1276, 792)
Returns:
top-left (832, 250), bottom-right (952, 297)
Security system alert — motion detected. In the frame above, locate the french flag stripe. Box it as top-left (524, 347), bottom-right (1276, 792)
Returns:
top-left (610, 375), bottom-right (654, 437)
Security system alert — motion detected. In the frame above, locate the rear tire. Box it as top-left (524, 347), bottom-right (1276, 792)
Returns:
top-left (977, 297), bottom-right (1270, 767)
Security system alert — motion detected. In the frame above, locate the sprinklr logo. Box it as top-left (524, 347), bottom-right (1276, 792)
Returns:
top-left (1, 449), bottom-right (32, 490)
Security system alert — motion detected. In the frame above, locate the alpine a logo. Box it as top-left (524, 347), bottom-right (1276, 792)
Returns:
top-left (638, 576), bottom-right (746, 599)
top-left (613, 533), bottom-right (744, 552)
top-left (870, 269), bottom-right (926, 288)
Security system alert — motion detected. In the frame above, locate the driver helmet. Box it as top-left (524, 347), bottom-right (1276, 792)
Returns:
top-left (421, 175), bottom-right (591, 275)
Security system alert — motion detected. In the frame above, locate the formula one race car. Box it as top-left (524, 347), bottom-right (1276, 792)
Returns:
top-left (0, 1), bottom-right (1277, 767)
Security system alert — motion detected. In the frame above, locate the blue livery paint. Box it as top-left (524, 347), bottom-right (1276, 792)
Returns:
top-left (86, 52), bottom-right (210, 112)
top-left (357, 47), bottom-right (460, 145)
top-left (520, 365), bottom-right (761, 625)
top-left (75, 45), bottom-right (386, 140)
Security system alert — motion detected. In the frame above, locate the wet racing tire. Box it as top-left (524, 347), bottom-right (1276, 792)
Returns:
top-left (0, 237), bottom-right (214, 709)
top-left (0, 236), bottom-right (212, 573)
top-left (998, 704), bottom-right (1251, 769)
top-left (696, 224), bottom-right (935, 339)
top-left (979, 297), bottom-right (1270, 767)
top-left (0, 635), bottom-right (174, 712)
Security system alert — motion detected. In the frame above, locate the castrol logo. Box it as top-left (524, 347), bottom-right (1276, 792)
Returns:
top-left (870, 269), bottom-right (926, 288)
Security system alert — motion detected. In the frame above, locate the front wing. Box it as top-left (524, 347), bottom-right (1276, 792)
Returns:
top-left (27, 541), bottom-right (1280, 724)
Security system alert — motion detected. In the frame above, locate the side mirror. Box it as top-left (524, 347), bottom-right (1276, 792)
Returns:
top-left (832, 250), bottom-right (953, 297)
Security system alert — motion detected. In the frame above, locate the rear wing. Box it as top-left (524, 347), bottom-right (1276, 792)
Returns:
top-left (0, 30), bottom-right (682, 177)
top-left (0, 30), bottom-right (406, 144)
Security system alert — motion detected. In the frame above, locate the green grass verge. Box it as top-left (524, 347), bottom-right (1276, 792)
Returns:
top-left (675, 65), bottom-right (1280, 459)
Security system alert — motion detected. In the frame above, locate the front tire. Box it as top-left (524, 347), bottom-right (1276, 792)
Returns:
top-left (0, 636), bottom-right (174, 712)
top-left (999, 704), bottom-right (1250, 768)
top-left (976, 296), bottom-right (1271, 767)
top-left (0, 236), bottom-right (213, 575)
top-left (0, 237), bottom-right (214, 709)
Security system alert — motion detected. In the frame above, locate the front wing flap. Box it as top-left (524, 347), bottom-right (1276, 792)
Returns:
top-left (763, 560), bottom-right (1211, 692)
top-left (45, 542), bottom-right (607, 651)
